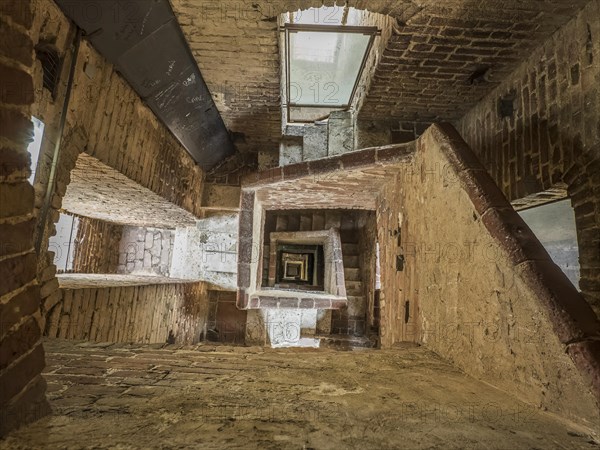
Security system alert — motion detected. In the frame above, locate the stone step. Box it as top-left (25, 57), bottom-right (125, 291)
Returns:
top-left (345, 281), bottom-right (363, 297)
top-left (275, 215), bottom-right (288, 232)
top-left (343, 267), bottom-right (361, 281)
top-left (346, 296), bottom-right (366, 317)
top-left (324, 212), bottom-right (342, 229)
top-left (312, 214), bottom-right (325, 231)
top-left (300, 215), bottom-right (312, 231)
top-left (287, 215), bottom-right (300, 231)
top-left (343, 255), bottom-right (359, 268)
top-left (342, 243), bottom-right (359, 256)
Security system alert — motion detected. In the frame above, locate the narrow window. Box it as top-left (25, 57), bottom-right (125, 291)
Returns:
top-left (27, 116), bottom-right (45, 184)
top-left (35, 43), bottom-right (62, 99)
top-left (48, 213), bottom-right (80, 272)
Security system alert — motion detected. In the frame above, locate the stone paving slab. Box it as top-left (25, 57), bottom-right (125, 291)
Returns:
top-left (2, 339), bottom-right (598, 449)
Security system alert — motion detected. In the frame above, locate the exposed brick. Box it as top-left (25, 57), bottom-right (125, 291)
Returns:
top-left (299, 298), bottom-right (315, 309)
top-left (0, 109), bottom-right (34, 147)
top-left (0, 182), bottom-right (34, 218)
top-left (341, 149), bottom-right (376, 169)
top-left (0, 373), bottom-right (49, 438)
top-left (0, 252), bottom-right (36, 298)
top-left (458, 0), bottom-right (600, 314)
top-left (0, 343), bottom-right (45, 406)
top-left (0, 146), bottom-right (31, 180)
top-left (0, 17), bottom-right (33, 66)
top-left (1, 0), bottom-right (34, 28)
top-left (0, 218), bottom-right (35, 257)
top-left (0, 318), bottom-right (41, 371)
top-left (0, 64), bottom-right (34, 105)
top-left (0, 285), bottom-right (40, 338)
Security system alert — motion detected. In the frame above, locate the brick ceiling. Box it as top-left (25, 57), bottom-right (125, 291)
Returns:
top-left (171, 0), bottom-right (590, 156)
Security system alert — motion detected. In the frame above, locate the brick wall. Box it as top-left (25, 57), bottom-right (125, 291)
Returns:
top-left (45, 283), bottom-right (208, 345)
top-left (0, 0), bottom-right (50, 436)
top-left (29, 0), bottom-right (206, 333)
top-left (458, 0), bottom-right (600, 315)
top-left (71, 217), bottom-right (122, 275)
top-left (172, 0), bottom-right (589, 166)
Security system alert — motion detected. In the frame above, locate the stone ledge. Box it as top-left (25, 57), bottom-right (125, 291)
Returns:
top-left (241, 142), bottom-right (415, 188)
top-left (57, 274), bottom-right (198, 289)
top-left (246, 290), bottom-right (347, 310)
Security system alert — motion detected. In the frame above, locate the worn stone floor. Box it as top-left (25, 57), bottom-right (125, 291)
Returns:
top-left (3, 339), bottom-right (598, 449)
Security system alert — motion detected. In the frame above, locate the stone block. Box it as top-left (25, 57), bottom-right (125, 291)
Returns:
top-left (0, 285), bottom-right (39, 338)
top-left (40, 277), bottom-right (59, 299)
top-left (0, 343), bottom-right (45, 406)
top-left (144, 232), bottom-right (153, 250)
top-left (0, 146), bottom-right (31, 180)
top-left (0, 317), bottom-right (40, 371)
top-left (0, 64), bottom-right (34, 105)
top-left (328, 111), bottom-right (354, 156)
top-left (0, 218), bottom-right (34, 257)
top-left (279, 137), bottom-right (303, 166)
top-left (0, 182), bottom-right (34, 218)
top-left (0, 18), bottom-right (33, 66)
top-left (2, 0), bottom-right (34, 28)
top-left (0, 252), bottom-right (36, 297)
top-left (303, 123), bottom-right (328, 161)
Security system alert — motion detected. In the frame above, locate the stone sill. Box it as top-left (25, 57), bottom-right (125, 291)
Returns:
top-left (247, 290), bottom-right (347, 310)
top-left (58, 274), bottom-right (197, 289)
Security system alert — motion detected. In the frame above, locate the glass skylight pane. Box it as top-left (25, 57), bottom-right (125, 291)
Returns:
top-left (288, 30), bottom-right (372, 107)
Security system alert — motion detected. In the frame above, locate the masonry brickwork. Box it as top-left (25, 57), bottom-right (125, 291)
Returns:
top-left (45, 283), bottom-right (208, 345)
top-left (28, 0), bottom-right (206, 336)
top-left (172, 0), bottom-right (590, 165)
top-left (243, 124), bottom-right (600, 430)
top-left (71, 216), bottom-right (122, 275)
top-left (458, 0), bottom-right (600, 315)
top-left (0, 0), bottom-right (50, 436)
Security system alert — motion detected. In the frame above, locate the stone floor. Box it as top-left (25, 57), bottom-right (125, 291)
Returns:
top-left (3, 339), bottom-right (598, 449)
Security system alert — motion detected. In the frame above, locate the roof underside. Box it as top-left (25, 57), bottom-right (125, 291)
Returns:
top-left (171, 0), bottom-right (589, 157)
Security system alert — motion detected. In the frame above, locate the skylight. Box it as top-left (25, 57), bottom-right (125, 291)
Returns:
top-left (282, 7), bottom-right (379, 123)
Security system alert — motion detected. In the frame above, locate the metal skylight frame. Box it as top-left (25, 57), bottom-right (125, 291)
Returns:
top-left (282, 23), bottom-right (380, 123)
